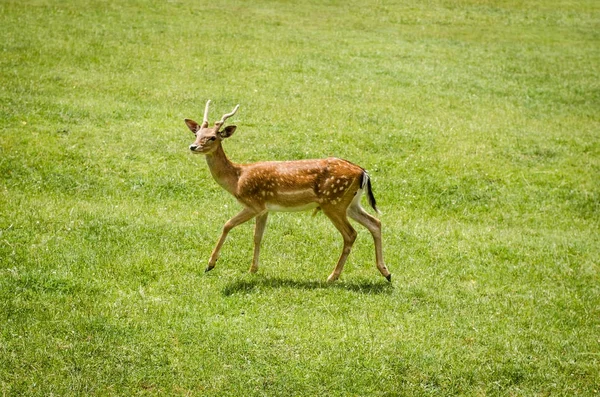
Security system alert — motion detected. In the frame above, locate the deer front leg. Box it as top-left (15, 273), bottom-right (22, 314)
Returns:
top-left (207, 207), bottom-right (258, 272)
top-left (323, 209), bottom-right (357, 283)
top-left (250, 212), bottom-right (269, 273)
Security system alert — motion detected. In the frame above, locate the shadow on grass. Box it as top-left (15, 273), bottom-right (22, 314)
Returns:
top-left (222, 275), bottom-right (394, 296)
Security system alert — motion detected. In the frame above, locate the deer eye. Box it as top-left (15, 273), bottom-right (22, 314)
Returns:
top-left (208, 136), bottom-right (217, 141)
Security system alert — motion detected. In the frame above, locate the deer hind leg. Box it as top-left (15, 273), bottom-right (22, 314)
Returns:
top-left (250, 212), bottom-right (269, 273)
top-left (207, 207), bottom-right (259, 272)
top-left (322, 207), bottom-right (357, 283)
top-left (347, 200), bottom-right (391, 281)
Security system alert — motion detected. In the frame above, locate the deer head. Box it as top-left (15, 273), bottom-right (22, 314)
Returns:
top-left (185, 100), bottom-right (239, 155)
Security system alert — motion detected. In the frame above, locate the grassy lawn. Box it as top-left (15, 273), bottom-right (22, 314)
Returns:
top-left (1, 0), bottom-right (599, 395)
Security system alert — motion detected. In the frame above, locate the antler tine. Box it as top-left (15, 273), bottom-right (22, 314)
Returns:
top-left (202, 99), bottom-right (212, 128)
top-left (216, 104), bottom-right (240, 126)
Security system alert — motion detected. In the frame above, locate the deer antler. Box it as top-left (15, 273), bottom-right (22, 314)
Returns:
top-left (216, 104), bottom-right (240, 126)
top-left (202, 99), bottom-right (212, 128)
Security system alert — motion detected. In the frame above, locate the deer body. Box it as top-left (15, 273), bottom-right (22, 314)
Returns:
top-left (185, 101), bottom-right (391, 282)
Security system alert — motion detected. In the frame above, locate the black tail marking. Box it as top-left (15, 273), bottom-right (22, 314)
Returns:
top-left (361, 171), bottom-right (379, 214)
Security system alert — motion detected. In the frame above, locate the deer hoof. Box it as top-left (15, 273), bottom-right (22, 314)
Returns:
top-left (205, 266), bottom-right (215, 273)
top-left (386, 274), bottom-right (392, 282)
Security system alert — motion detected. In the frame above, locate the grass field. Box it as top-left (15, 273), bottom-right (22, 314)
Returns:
top-left (1, 0), bottom-right (599, 395)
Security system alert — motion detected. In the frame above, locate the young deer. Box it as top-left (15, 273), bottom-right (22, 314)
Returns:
top-left (184, 100), bottom-right (391, 282)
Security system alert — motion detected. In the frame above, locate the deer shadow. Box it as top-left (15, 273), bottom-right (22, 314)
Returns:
top-left (222, 275), bottom-right (394, 296)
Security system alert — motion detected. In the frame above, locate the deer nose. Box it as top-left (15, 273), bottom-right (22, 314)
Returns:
top-left (190, 144), bottom-right (199, 151)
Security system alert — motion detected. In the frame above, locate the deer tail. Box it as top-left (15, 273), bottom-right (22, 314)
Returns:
top-left (360, 171), bottom-right (380, 214)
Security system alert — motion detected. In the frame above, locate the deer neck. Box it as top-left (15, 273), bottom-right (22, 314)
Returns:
top-left (205, 144), bottom-right (240, 195)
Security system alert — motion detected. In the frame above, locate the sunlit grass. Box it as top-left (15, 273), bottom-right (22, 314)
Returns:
top-left (1, 0), bottom-right (599, 395)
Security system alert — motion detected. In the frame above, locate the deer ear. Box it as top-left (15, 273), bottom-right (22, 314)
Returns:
top-left (219, 125), bottom-right (237, 139)
top-left (184, 119), bottom-right (200, 134)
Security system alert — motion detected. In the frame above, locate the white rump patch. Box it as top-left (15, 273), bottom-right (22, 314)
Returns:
top-left (361, 172), bottom-right (369, 189)
top-left (347, 188), bottom-right (365, 216)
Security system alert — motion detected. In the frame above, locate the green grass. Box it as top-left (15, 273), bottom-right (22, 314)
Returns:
top-left (1, 0), bottom-right (599, 395)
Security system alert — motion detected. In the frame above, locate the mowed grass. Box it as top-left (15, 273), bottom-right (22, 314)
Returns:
top-left (1, 0), bottom-right (599, 395)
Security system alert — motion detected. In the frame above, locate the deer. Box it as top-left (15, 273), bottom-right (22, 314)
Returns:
top-left (184, 100), bottom-right (391, 283)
